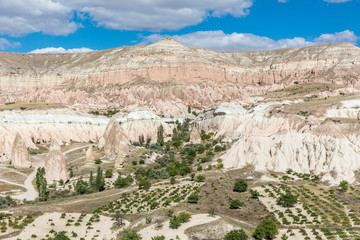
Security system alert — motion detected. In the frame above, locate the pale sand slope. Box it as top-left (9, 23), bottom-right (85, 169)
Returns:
top-left (139, 214), bottom-right (220, 240)
top-left (9, 212), bottom-right (126, 240)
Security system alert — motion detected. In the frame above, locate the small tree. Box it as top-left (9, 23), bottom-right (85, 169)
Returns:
top-left (188, 106), bottom-right (191, 113)
top-left (138, 178), bottom-right (151, 190)
top-left (94, 167), bottom-right (105, 192)
top-left (139, 134), bottom-right (145, 146)
top-left (114, 210), bottom-right (124, 225)
top-left (230, 199), bottom-right (244, 209)
top-left (105, 169), bottom-right (113, 178)
top-left (36, 167), bottom-right (48, 200)
top-left (277, 192), bottom-right (298, 207)
top-left (250, 189), bottom-right (260, 199)
top-left (253, 215), bottom-right (278, 240)
top-left (196, 175), bottom-right (205, 182)
top-left (224, 229), bottom-right (248, 240)
top-left (187, 194), bottom-right (199, 203)
top-left (120, 229), bottom-right (142, 240)
top-left (233, 180), bottom-right (248, 192)
top-left (157, 125), bottom-right (164, 146)
top-left (339, 181), bottom-right (348, 192)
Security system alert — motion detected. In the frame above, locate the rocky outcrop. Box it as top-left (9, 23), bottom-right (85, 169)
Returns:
top-left (189, 127), bottom-right (201, 144)
top-left (45, 139), bottom-right (69, 183)
top-left (102, 118), bottom-right (129, 159)
top-left (114, 154), bottom-right (125, 169)
top-left (85, 146), bottom-right (95, 162)
top-left (10, 133), bottom-right (31, 168)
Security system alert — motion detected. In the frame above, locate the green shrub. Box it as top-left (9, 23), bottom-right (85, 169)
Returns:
top-left (187, 194), bottom-right (199, 204)
top-left (277, 192), bottom-right (298, 207)
top-left (224, 229), bottom-right (248, 240)
top-left (120, 229), bottom-right (142, 240)
top-left (105, 169), bottom-right (113, 178)
top-left (253, 215), bottom-right (278, 240)
top-left (230, 199), bottom-right (244, 209)
top-left (233, 180), bottom-right (247, 192)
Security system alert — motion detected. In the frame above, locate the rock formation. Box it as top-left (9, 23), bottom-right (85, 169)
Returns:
top-left (10, 133), bottom-right (31, 168)
top-left (102, 118), bottom-right (129, 159)
top-left (0, 39), bottom-right (359, 110)
top-left (45, 139), bottom-right (69, 183)
top-left (85, 145), bottom-right (95, 162)
top-left (189, 127), bottom-right (201, 144)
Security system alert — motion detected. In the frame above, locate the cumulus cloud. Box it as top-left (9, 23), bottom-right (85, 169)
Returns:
top-left (0, 0), bottom-right (254, 36)
top-left (140, 30), bottom-right (359, 51)
top-left (0, 38), bottom-right (21, 50)
top-left (0, 0), bottom-right (78, 36)
top-left (29, 47), bottom-right (94, 54)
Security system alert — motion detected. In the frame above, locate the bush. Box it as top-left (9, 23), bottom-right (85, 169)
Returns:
top-left (105, 169), bottom-right (113, 178)
top-left (196, 175), bottom-right (205, 182)
top-left (187, 194), bottom-right (199, 204)
top-left (120, 229), bottom-right (142, 240)
top-left (152, 236), bottom-right (165, 240)
top-left (277, 192), bottom-right (298, 207)
top-left (224, 229), bottom-right (248, 240)
top-left (233, 180), bottom-right (247, 192)
top-left (169, 212), bottom-right (191, 229)
top-left (253, 215), bottom-right (278, 240)
top-left (250, 189), bottom-right (260, 198)
top-left (230, 199), bottom-right (244, 209)
top-left (138, 179), bottom-right (151, 190)
top-left (114, 175), bottom-right (133, 188)
top-left (54, 231), bottom-right (71, 240)
top-left (339, 181), bottom-right (348, 192)
top-left (94, 159), bottom-right (101, 164)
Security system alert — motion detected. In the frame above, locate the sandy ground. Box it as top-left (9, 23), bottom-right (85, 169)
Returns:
top-left (139, 214), bottom-right (220, 240)
top-left (275, 228), bottom-right (327, 240)
top-left (8, 212), bottom-right (128, 240)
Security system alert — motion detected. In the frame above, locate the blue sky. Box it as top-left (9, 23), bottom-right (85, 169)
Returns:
top-left (0, 0), bottom-right (359, 53)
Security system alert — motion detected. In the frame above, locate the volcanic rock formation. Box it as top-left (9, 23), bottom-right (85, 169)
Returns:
top-left (102, 118), bottom-right (129, 159)
top-left (10, 133), bottom-right (31, 168)
top-left (85, 146), bottom-right (95, 162)
top-left (0, 39), bottom-right (359, 112)
top-left (45, 139), bottom-right (69, 183)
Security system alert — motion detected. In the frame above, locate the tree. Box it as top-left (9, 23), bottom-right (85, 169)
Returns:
top-left (339, 181), bottom-right (348, 192)
top-left (253, 215), bottom-right (278, 240)
top-left (139, 134), bottom-right (145, 146)
top-left (188, 106), bottom-right (191, 113)
top-left (114, 210), bottom-right (124, 225)
top-left (36, 167), bottom-right (48, 200)
top-left (187, 194), bottom-right (199, 204)
top-left (138, 178), bottom-right (151, 190)
top-left (230, 199), bottom-right (244, 209)
top-left (157, 125), bottom-right (164, 146)
top-left (94, 167), bottom-right (105, 191)
top-left (54, 231), bottom-right (71, 240)
top-left (105, 169), bottom-right (113, 178)
top-left (233, 180), bottom-right (248, 192)
top-left (120, 229), bottom-right (142, 240)
top-left (277, 192), bottom-right (298, 207)
top-left (250, 189), bottom-right (261, 199)
top-left (224, 229), bottom-right (248, 240)
top-left (196, 175), bottom-right (205, 182)
top-left (169, 216), bottom-right (181, 229)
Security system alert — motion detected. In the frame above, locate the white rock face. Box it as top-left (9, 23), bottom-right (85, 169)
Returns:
top-left (10, 133), bottom-right (31, 168)
top-left (222, 133), bottom-right (360, 185)
top-left (45, 139), bottom-right (69, 183)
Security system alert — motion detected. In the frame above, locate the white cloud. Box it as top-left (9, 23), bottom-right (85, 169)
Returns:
top-left (315, 30), bottom-right (359, 44)
top-left (0, 38), bottom-right (21, 50)
top-left (29, 47), bottom-right (94, 54)
top-left (323, 0), bottom-right (351, 3)
top-left (0, 0), bottom-right (78, 36)
top-left (140, 30), bottom-right (359, 51)
top-left (278, 0), bottom-right (287, 3)
top-left (0, 0), bottom-right (254, 36)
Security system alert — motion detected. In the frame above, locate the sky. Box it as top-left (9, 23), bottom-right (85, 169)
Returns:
top-left (0, 0), bottom-right (359, 53)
